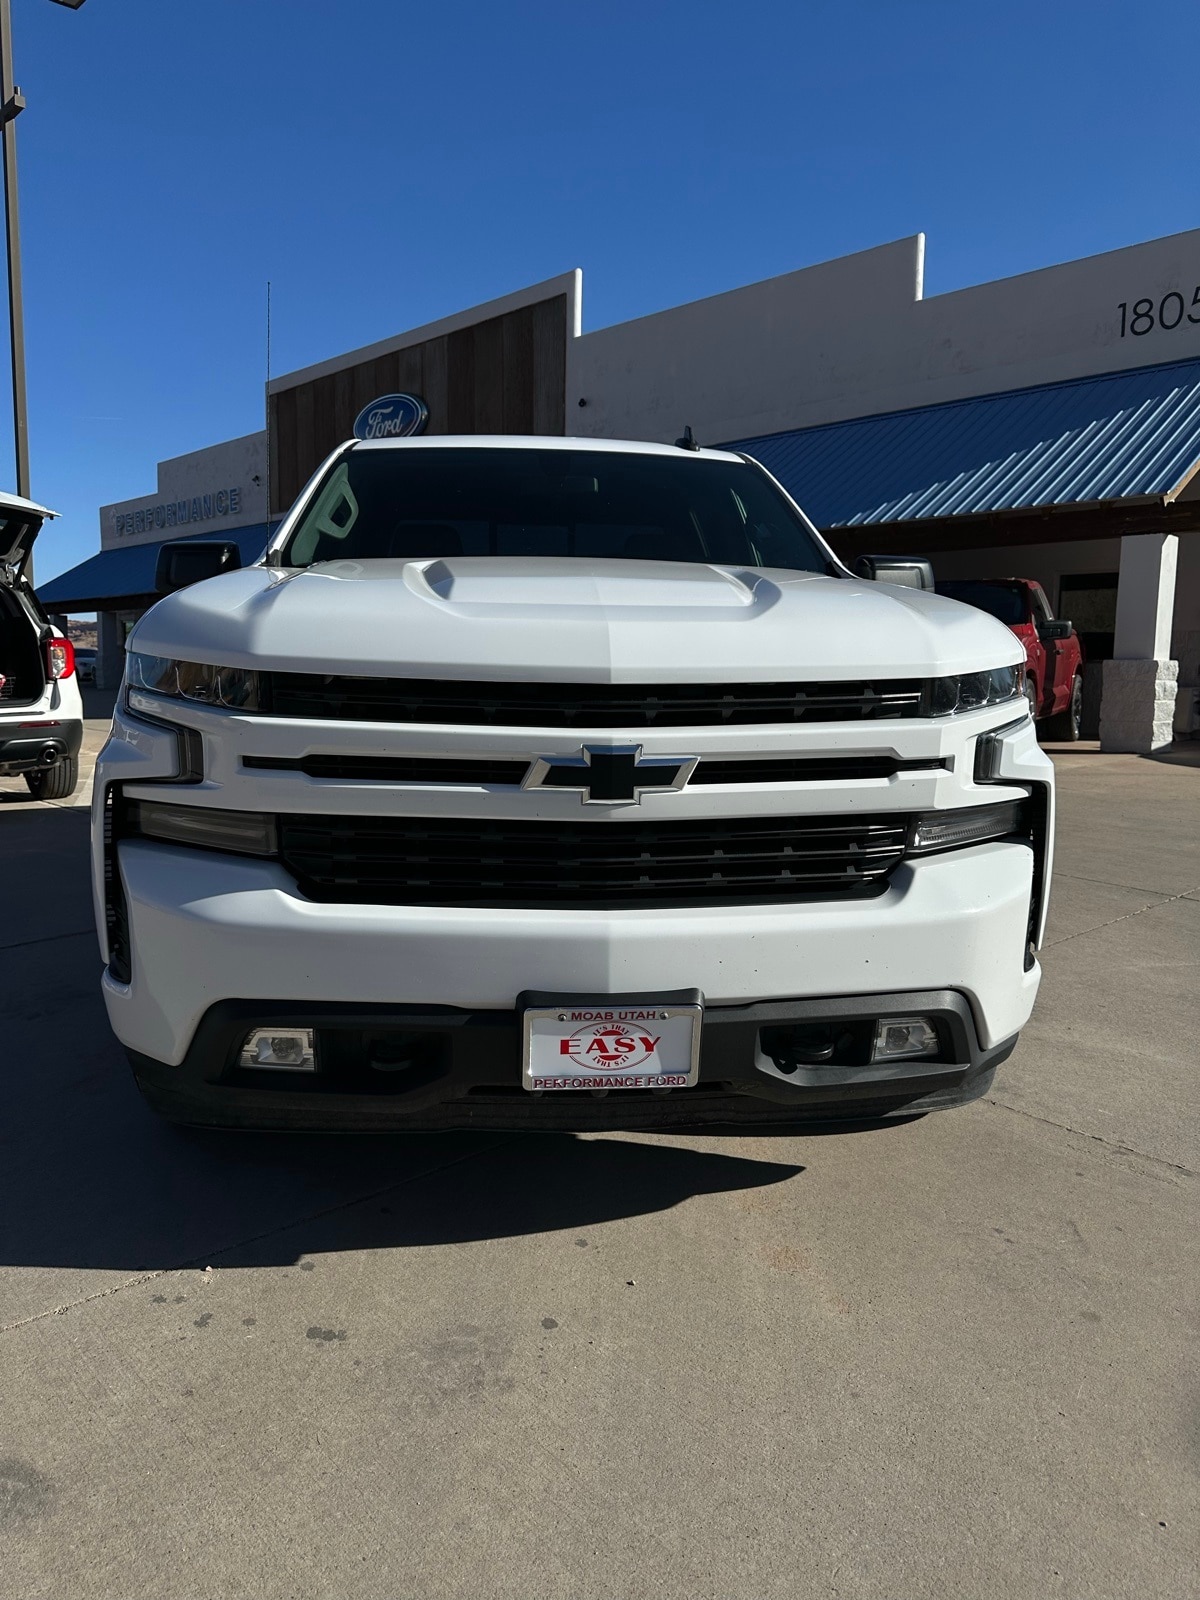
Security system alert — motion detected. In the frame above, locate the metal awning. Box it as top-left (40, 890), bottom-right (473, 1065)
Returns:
top-left (729, 357), bottom-right (1200, 528)
top-left (37, 525), bottom-right (269, 612)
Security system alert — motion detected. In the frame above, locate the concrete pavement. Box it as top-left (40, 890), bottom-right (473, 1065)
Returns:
top-left (0, 747), bottom-right (1195, 1599)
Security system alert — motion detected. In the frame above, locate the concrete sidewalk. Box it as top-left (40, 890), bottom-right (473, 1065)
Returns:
top-left (0, 749), bottom-right (1195, 1600)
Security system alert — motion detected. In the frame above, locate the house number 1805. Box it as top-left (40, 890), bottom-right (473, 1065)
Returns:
top-left (1117, 289), bottom-right (1200, 336)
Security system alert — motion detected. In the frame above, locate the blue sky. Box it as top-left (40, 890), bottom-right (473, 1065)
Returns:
top-left (12, 0), bottom-right (1199, 584)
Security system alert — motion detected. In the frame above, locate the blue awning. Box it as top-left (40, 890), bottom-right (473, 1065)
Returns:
top-left (37, 524), bottom-right (269, 612)
top-left (729, 357), bottom-right (1200, 528)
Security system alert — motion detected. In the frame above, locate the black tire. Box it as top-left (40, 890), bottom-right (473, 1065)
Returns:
top-left (24, 754), bottom-right (79, 800)
top-left (1042, 674), bottom-right (1083, 742)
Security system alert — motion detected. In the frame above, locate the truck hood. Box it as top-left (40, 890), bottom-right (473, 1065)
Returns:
top-left (129, 557), bottom-right (1023, 681)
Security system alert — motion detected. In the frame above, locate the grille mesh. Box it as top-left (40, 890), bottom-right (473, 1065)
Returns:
top-left (263, 675), bottom-right (924, 728)
top-left (278, 812), bottom-right (910, 907)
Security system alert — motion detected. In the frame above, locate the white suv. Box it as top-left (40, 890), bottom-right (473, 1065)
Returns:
top-left (91, 437), bottom-right (1054, 1130)
top-left (1, 492), bottom-right (83, 800)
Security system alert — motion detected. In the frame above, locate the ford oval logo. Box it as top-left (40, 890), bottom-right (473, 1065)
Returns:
top-left (353, 393), bottom-right (429, 441)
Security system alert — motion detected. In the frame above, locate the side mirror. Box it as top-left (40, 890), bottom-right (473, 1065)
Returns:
top-left (852, 554), bottom-right (935, 591)
top-left (1036, 619), bottom-right (1073, 642)
top-left (155, 540), bottom-right (242, 594)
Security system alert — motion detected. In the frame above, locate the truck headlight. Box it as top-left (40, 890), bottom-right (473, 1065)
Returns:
top-left (124, 799), bottom-right (277, 856)
top-left (926, 664), bottom-right (1024, 716)
top-left (907, 799), bottom-right (1027, 855)
top-left (125, 653), bottom-right (264, 711)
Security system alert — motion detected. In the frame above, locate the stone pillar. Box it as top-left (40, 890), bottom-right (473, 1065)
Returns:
top-left (1099, 534), bottom-right (1178, 753)
top-left (96, 611), bottom-right (124, 691)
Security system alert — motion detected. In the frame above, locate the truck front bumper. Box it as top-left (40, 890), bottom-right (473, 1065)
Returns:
top-left (125, 989), bottom-right (1015, 1131)
top-left (104, 834), bottom-right (1038, 1129)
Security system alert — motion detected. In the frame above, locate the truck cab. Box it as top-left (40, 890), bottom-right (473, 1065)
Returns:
top-left (935, 578), bottom-right (1084, 740)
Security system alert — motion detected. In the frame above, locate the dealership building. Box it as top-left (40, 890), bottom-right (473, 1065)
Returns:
top-left (41, 226), bottom-right (1200, 750)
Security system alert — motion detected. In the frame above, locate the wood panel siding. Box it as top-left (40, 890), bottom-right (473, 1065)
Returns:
top-left (268, 293), bottom-right (568, 512)
top-left (445, 325), bottom-right (477, 435)
top-left (502, 306), bottom-right (536, 434)
top-left (532, 297), bottom-right (567, 437)
top-left (423, 335), bottom-right (449, 432)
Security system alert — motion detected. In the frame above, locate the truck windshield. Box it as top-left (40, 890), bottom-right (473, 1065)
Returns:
top-left (936, 580), bottom-right (1028, 625)
top-left (279, 447), bottom-right (833, 573)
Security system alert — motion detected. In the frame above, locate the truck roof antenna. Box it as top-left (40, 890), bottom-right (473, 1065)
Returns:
top-left (675, 425), bottom-right (700, 451)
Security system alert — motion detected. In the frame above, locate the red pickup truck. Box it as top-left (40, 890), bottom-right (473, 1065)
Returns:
top-left (936, 578), bottom-right (1084, 740)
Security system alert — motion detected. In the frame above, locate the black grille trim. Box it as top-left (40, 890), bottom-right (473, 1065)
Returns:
top-left (277, 812), bottom-right (910, 908)
top-left (244, 752), bottom-right (946, 787)
top-left (260, 674), bottom-right (925, 728)
top-left (243, 753), bottom-right (530, 785)
top-left (691, 756), bottom-right (946, 785)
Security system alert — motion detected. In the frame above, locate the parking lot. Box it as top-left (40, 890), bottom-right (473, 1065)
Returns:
top-left (1, 737), bottom-right (1196, 1600)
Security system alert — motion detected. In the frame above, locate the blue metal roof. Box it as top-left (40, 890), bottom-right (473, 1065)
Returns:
top-left (37, 524), bottom-right (269, 611)
top-left (728, 357), bottom-right (1200, 528)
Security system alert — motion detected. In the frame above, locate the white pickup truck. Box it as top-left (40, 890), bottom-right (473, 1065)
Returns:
top-left (91, 436), bottom-right (1054, 1130)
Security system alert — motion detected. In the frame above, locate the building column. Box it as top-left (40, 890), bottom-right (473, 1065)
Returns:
top-left (96, 611), bottom-right (124, 691)
top-left (1099, 534), bottom-right (1178, 753)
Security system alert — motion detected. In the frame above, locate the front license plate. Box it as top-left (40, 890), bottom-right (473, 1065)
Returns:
top-left (522, 998), bottom-right (703, 1093)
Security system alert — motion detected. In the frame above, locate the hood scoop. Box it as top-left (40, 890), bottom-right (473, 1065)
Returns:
top-left (412, 556), bottom-right (771, 613)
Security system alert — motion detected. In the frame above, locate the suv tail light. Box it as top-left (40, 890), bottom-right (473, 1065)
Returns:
top-left (45, 637), bottom-right (75, 679)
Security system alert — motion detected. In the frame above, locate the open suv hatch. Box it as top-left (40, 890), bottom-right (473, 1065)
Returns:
top-left (0, 491), bottom-right (83, 800)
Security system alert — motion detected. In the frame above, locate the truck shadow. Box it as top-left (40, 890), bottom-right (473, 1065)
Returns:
top-left (0, 810), bottom-right (822, 1274)
top-left (0, 1109), bottom-right (809, 1274)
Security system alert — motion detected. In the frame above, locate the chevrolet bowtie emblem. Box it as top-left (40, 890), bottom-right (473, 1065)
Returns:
top-left (524, 745), bottom-right (699, 805)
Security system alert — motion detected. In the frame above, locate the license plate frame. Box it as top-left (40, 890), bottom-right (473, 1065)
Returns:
top-left (520, 989), bottom-right (703, 1094)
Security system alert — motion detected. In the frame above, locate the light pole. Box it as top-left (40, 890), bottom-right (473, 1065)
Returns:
top-left (0, 0), bottom-right (86, 506)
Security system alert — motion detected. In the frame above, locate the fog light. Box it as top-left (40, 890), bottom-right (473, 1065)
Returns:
top-left (872, 1017), bottom-right (939, 1062)
top-left (907, 800), bottom-right (1025, 855)
top-left (239, 1028), bottom-right (316, 1071)
top-left (126, 799), bottom-right (277, 857)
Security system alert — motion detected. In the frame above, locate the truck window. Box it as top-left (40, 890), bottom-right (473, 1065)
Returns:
top-left (1059, 571), bottom-right (1118, 659)
top-left (935, 580), bottom-right (1028, 626)
top-left (280, 448), bottom-right (833, 574)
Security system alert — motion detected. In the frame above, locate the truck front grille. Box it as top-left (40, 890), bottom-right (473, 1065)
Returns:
top-left (277, 813), bottom-right (910, 907)
top-left (263, 675), bottom-right (924, 728)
